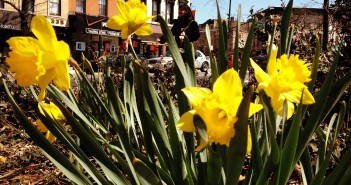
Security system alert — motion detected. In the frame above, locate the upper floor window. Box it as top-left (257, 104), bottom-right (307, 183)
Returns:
top-left (99, 0), bottom-right (107, 16)
top-left (166, 2), bottom-right (174, 24)
top-left (0, 1), bottom-right (4, 8)
top-left (49, 0), bottom-right (61, 16)
top-left (76, 0), bottom-right (85, 13)
top-left (22, 0), bottom-right (35, 12)
top-left (152, 0), bottom-right (160, 22)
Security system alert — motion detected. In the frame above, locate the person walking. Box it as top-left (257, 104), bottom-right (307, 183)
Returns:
top-left (160, 4), bottom-right (200, 52)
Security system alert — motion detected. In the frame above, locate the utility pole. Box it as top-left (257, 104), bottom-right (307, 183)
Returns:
top-left (228, 0), bottom-right (232, 31)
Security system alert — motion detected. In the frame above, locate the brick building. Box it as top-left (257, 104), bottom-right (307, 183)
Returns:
top-left (0, 0), bottom-right (190, 60)
top-left (0, 0), bottom-right (69, 54)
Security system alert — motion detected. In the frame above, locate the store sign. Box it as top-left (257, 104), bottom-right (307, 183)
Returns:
top-left (0, 24), bottom-right (15, 30)
top-left (85, 28), bottom-right (121, 37)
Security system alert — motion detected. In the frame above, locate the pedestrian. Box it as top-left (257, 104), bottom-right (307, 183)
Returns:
top-left (160, 4), bottom-right (200, 53)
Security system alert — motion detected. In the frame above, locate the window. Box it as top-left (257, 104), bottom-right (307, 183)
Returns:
top-left (22, 0), bottom-right (35, 12)
top-left (166, 2), bottom-right (174, 24)
top-left (76, 0), bottom-right (85, 13)
top-left (152, 0), bottom-right (160, 22)
top-left (99, 0), bottom-right (107, 16)
top-left (0, 1), bottom-right (4, 8)
top-left (49, 0), bottom-right (61, 15)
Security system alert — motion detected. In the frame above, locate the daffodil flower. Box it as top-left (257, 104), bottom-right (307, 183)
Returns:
top-left (107, 0), bottom-right (154, 39)
top-left (6, 15), bottom-right (71, 101)
top-left (177, 69), bottom-right (263, 151)
top-left (36, 102), bottom-right (66, 143)
top-left (250, 47), bottom-right (315, 119)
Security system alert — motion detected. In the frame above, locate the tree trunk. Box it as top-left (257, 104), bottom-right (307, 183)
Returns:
top-left (322, 0), bottom-right (329, 51)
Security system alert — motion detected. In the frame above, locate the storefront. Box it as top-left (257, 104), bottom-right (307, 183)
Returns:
top-left (0, 10), bottom-right (21, 55)
top-left (139, 24), bottom-right (166, 58)
top-left (68, 13), bottom-right (141, 61)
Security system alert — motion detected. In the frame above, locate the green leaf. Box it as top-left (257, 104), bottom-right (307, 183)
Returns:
top-left (158, 15), bottom-right (190, 87)
top-left (322, 144), bottom-right (351, 185)
top-left (3, 80), bottom-right (92, 185)
top-left (49, 93), bottom-right (131, 185)
top-left (133, 158), bottom-right (163, 185)
top-left (233, 4), bottom-right (241, 71)
top-left (206, 24), bottom-right (218, 84)
top-left (245, 113), bottom-right (263, 184)
top-left (225, 86), bottom-right (254, 185)
top-left (311, 102), bottom-right (345, 185)
top-left (286, 25), bottom-right (295, 56)
top-left (207, 148), bottom-right (222, 185)
top-left (279, 0), bottom-right (293, 55)
top-left (215, 0), bottom-right (227, 75)
top-left (295, 51), bottom-right (340, 165)
top-left (278, 97), bottom-right (304, 184)
top-left (256, 92), bottom-right (280, 185)
top-left (239, 17), bottom-right (256, 84)
top-left (194, 115), bottom-right (208, 143)
top-left (37, 109), bottom-right (111, 185)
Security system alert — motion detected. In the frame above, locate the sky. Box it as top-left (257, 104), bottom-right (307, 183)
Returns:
top-left (190, 0), bottom-right (326, 24)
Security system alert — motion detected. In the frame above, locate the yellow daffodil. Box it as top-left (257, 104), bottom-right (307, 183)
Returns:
top-left (250, 47), bottom-right (315, 119)
top-left (107, 0), bottom-right (154, 39)
top-left (6, 15), bottom-right (71, 101)
top-left (36, 102), bottom-right (66, 143)
top-left (177, 69), bottom-right (263, 150)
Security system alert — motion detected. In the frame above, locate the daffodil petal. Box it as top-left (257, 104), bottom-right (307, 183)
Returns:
top-left (134, 24), bottom-right (154, 36)
top-left (53, 61), bottom-right (70, 91)
top-left (177, 110), bottom-right (196, 132)
top-left (31, 15), bottom-right (57, 49)
top-left (271, 98), bottom-right (295, 119)
top-left (247, 128), bottom-right (252, 154)
top-left (37, 69), bottom-right (56, 101)
top-left (36, 119), bottom-right (48, 132)
top-left (267, 47), bottom-right (278, 76)
top-left (213, 69), bottom-right (242, 102)
top-left (182, 87), bottom-right (212, 108)
top-left (195, 139), bottom-right (208, 152)
top-left (250, 59), bottom-right (271, 83)
top-left (39, 102), bottom-right (65, 121)
top-left (107, 16), bottom-right (127, 30)
top-left (248, 103), bottom-right (263, 117)
top-left (46, 131), bottom-right (57, 143)
top-left (302, 88), bottom-right (315, 104)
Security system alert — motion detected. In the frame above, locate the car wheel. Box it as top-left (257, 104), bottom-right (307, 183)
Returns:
top-left (201, 62), bottom-right (209, 72)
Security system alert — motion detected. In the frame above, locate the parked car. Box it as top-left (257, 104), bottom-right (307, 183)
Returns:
top-left (145, 51), bottom-right (173, 71)
top-left (194, 50), bottom-right (210, 72)
top-left (145, 50), bottom-right (210, 72)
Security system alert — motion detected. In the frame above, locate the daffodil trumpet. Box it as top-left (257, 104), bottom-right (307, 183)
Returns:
top-left (6, 15), bottom-right (71, 101)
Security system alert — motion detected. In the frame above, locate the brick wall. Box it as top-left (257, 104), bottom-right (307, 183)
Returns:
top-left (68, 0), bottom-right (117, 17)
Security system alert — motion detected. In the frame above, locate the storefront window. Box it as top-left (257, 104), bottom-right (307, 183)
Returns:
top-left (99, 0), bottom-right (107, 16)
top-left (152, 0), bottom-right (160, 22)
top-left (49, 0), bottom-right (61, 16)
top-left (76, 0), bottom-right (85, 13)
top-left (166, 2), bottom-right (174, 24)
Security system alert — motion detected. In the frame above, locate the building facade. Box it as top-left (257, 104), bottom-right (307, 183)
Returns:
top-left (0, 0), bottom-right (189, 60)
top-left (0, 0), bottom-right (69, 54)
top-left (67, 0), bottom-right (186, 60)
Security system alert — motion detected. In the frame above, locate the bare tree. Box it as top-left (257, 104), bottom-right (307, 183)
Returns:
top-left (0, 0), bottom-right (36, 35)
